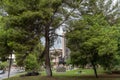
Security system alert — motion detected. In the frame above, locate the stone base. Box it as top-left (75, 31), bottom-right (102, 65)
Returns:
top-left (56, 66), bottom-right (66, 72)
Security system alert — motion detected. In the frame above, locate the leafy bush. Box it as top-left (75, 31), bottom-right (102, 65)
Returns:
top-left (24, 54), bottom-right (39, 72)
top-left (0, 62), bottom-right (8, 70)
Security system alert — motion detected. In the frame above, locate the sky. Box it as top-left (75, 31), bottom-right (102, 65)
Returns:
top-left (41, 26), bottom-right (64, 49)
top-left (53, 27), bottom-right (64, 49)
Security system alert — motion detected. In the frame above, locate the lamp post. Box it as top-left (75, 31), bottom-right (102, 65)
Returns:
top-left (8, 54), bottom-right (12, 78)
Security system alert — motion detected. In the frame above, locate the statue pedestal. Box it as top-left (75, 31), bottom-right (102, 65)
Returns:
top-left (56, 56), bottom-right (66, 72)
top-left (56, 64), bottom-right (66, 72)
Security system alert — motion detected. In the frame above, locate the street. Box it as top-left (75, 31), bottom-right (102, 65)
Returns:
top-left (0, 67), bottom-right (23, 80)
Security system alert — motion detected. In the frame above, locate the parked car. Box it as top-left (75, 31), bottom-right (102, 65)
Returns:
top-left (0, 69), bottom-right (5, 74)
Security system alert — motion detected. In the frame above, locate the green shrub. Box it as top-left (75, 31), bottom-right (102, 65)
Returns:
top-left (24, 54), bottom-right (39, 72)
top-left (0, 62), bottom-right (8, 70)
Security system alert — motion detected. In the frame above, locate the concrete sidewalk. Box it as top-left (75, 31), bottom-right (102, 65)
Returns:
top-left (0, 68), bottom-right (24, 80)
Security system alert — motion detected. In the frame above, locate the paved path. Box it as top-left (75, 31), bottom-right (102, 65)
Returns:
top-left (0, 68), bottom-right (23, 80)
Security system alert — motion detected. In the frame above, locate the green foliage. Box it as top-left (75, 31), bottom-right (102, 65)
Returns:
top-left (1, 0), bottom-right (118, 76)
top-left (0, 62), bottom-right (8, 70)
top-left (79, 0), bottom-right (119, 25)
top-left (66, 14), bottom-right (119, 70)
top-left (0, 0), bottom-right (82, 76)
top-left (24, 54), bottom-right (39, 71)
top-left (65, 1), bottom-right (120, 73)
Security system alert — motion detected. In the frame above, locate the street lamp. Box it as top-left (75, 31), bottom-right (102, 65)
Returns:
top-left (8, 54), bottom-right (13, 78)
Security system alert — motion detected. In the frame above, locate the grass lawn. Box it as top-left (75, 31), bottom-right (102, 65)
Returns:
top-left (4, 76), bottom-right (120, 80)
top-left (4, 68), bottom-right (120, 80)
top-left (41, 68), bottom-right (105, 76)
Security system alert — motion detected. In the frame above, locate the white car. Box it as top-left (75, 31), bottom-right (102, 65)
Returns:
top-left (0, 70), bottom-right (5, 74)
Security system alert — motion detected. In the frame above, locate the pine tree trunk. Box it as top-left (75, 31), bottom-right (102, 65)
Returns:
top-left (91, 61), bottom-right (98, 78)
top-left (45, 26), bottom-right (52, 76)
